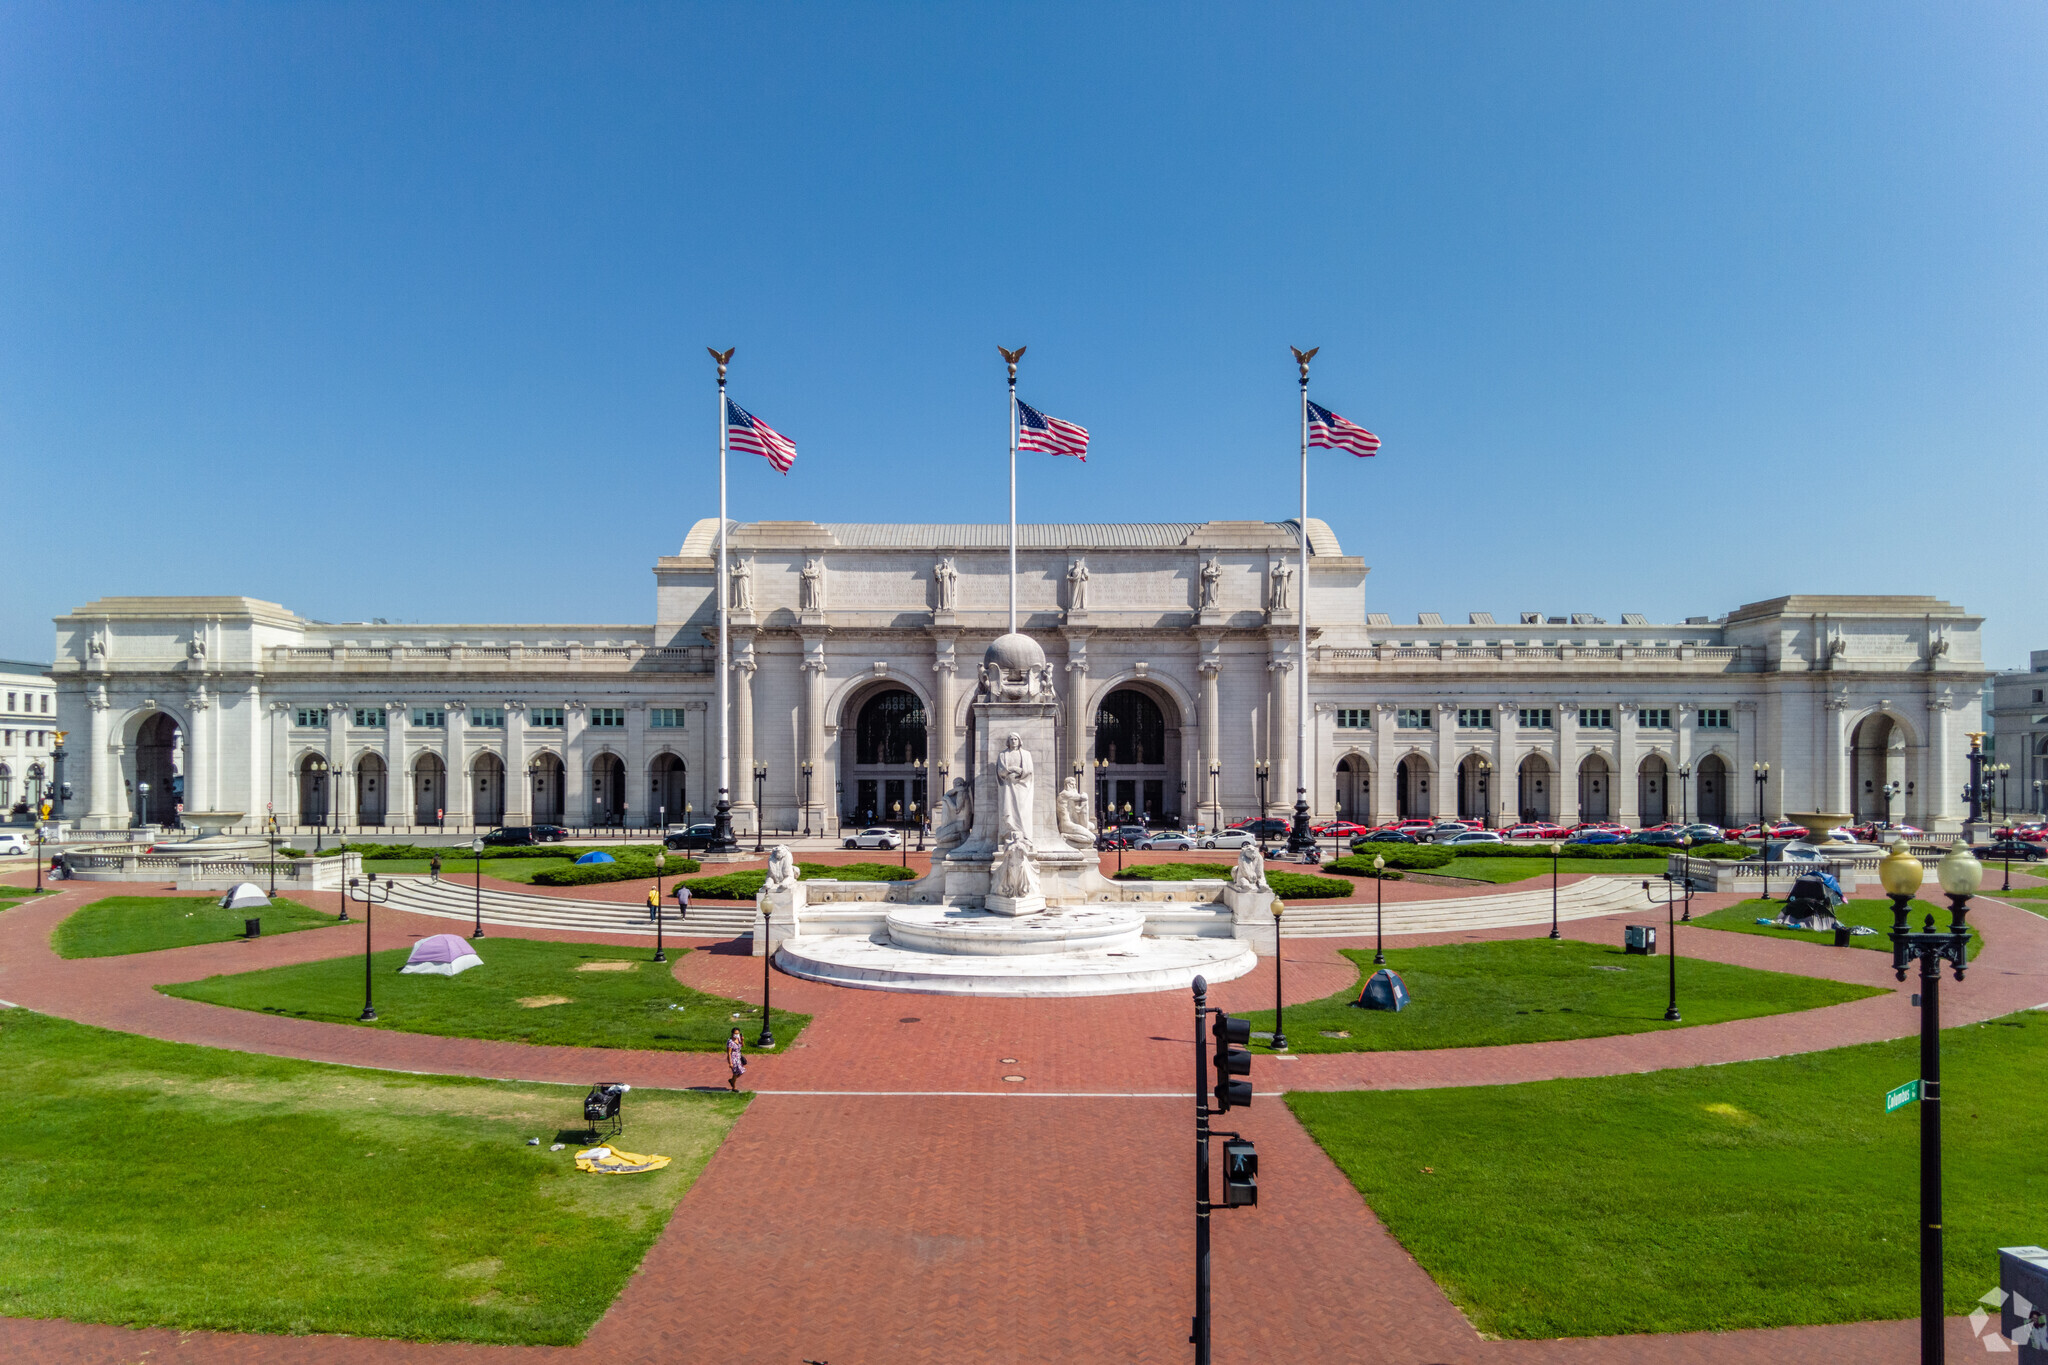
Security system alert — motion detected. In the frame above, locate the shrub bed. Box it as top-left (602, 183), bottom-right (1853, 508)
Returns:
top-left (341, 841), bottom-right (666, 862)
top-left (1112, 863), bottom-right (1354, 898)
top-left (1331, 846), bottom-right (1453, 873)
top-left (677, 861), bottom-right (918, 900)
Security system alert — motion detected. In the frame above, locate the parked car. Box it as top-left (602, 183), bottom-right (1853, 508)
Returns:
top-left (1350, 829), bottom-right (1418, 847)
top-left (1428, 823), bottom-right (1476, 843)
top-left (1238, 818), bottom-right (1293, 840)
top-left (1677, 823), bottom-right (1725, 842)
top-left (1312, 821), bottom-right (1369, 839)
top-left (1504, 822), bottom-right (1566, 840)
top-left (1627, 829), bottom-right (1689, 847)
top-left (843, 827), bottom-right (903, 851)
top-left (1199, 829), bottom-right (1259, 851)
top-left (1565, 831), bottom-right (1627, 845)
top-left (1390, 818), bottom-right (1436, 834)
top-left (482, 826), bottom-right (554, 847)
top-left (1443, 830), bottom-right (1503, 845)
top-left (1980, 839), bottom-right (2045, 862)
top-left (664, 823), bottom-right (719, 851)
top-left (1636, 822), bottom-right (1682, 834)
top-left (1140, 831), bottom-right (1195, 852)
top-left (1096, 829), bottom-right (1142, 851)
top-left (0, 832), bottom-right (28, 856)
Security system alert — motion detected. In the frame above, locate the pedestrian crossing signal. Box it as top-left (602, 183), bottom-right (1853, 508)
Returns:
top-left (1211, 1013), bottom-right (1252, 1111)
top-left (1222, 1138), bottom-right (1258, 1207)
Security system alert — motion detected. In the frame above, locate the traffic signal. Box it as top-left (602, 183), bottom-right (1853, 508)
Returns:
top-left (1221, 1138), bottom-right (1258, 1207)
top-left (1211, 1011), bottom-right (1252, 1111)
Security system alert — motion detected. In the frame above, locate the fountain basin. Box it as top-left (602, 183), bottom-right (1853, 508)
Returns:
top-left (883, 903), bottom-right (1145, 956)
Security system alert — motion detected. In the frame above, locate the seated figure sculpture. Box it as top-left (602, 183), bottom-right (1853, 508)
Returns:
top-left (1229, 841), bottom-right (1267, 893)
top-left (1056, 777), bottom-right (1096, 849)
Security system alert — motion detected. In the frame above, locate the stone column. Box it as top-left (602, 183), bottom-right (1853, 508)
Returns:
top-left (326, 703), bottom-right (351, 828)
top-left (1494, 701), bottom-right (1516, 826)
top-left (933, 657), bottom-right (957, 776)
top-left (184, 686), bottom-right (211, 814)
top-left (565, 702), bottom-right (589, 824)
top-left (1554, 703), bottom-right (1580, 825)
top-left (1674, 703), bottom-right (1694, 822)
top-left (85, 688), bottom-right (113, 823)
top-left (1925, 696), bottom-right (1953, 830)
top-left (385, 700), bottom-right (407, 830)
top-left (626, 701), bottom-right (648, 829)
top-left (1616, 704), bottom-right (1640, 826)
top-left (268, 700), bottom-right (291, 826)
top-left (1433, 702), bottom-right (1457, 821)
top-left (802, 644), bottom-right (828, 831)
top-left (505, 701), bottom-right (531, 824)
top-left (1199, 660), bottom-right (1221, 827)
top-left (1371, 703), bottom-right (1395, 823)
top-left (1824, 697), bottom-right (1850, 814)
top-left (1268, 655), bottom-right (1296, 816)
top-left (732, 648), bottom-right (757, 834)
top-left (444, 702), bottom-right (471, 825)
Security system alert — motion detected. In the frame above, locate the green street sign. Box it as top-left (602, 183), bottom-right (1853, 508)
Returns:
top-left (1886, 1080), bottom-right (1920, 1113)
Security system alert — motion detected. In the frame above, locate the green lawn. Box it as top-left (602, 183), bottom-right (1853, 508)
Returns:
top-left (1242, 938), bottom-right (1883, 1053)
top-left (54, 895), bottom-right (341, 959)
top-left (1987, 885), bottom-right (2048, 916)
top-left (0, 883), bottom-right (53, 902)
top-left (1289, 1009), bottom-right (2048, 1339)
top-left (0, 1008), bottom-right (743, 1343)
top-left (1692, 896), bottom-right (1982, 958)
top-left (162, 936), bottom-right (809, 1051)
top-left (1411, 855), bottom-right (1675, 884)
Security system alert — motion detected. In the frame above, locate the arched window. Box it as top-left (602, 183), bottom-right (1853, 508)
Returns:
top-left (855, 690), bottom-right (927, 766)
top-left (1095, 690), bottom-right (1165, 765)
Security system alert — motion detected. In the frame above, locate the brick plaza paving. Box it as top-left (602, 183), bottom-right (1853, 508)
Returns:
top-left (3, 866), bottom-right (2045, 1364)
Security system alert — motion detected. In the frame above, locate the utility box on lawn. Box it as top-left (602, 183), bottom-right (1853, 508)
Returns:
top-left (1624, 924), bottom-right (1657, 955)
top-left (2000, 1245), bottom-right (2048, 1360)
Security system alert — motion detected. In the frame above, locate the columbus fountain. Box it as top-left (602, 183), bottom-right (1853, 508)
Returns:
top-left (756, 633), bottom-right (1267, 996)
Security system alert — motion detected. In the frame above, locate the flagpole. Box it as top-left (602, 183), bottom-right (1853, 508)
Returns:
top-left (1001, 345), bottom-right (1024, 635)
top-left (1289, 347), bottom-right (1315, 855)
top-left (709, 346), bottom-right (738, 854)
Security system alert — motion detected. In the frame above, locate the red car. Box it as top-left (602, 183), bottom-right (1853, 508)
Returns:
top-left (1504, 822), bottom-right (1567, 840)
top-left (1312, 820), bottom-right (1369, 839)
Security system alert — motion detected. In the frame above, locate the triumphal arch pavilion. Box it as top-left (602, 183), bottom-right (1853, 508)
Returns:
top-left (50, 517), bottom-right (1986, 836)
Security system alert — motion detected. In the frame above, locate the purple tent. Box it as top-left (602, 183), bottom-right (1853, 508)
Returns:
top-left (400, 933), bottom-right (484, 976)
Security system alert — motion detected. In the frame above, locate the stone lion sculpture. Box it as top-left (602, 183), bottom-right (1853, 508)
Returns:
top-left (764, 844), bottom-right (799, 892)
top-left (1229, 841), bottom-right (1267, 893)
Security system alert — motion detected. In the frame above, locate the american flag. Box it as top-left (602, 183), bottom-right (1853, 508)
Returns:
top-left (726, 398), bottom-right (798, 473)
top-left (1306, 399), bottom-right (1380, 457)
top-left (1016, 400), bottom-right (1089, 461)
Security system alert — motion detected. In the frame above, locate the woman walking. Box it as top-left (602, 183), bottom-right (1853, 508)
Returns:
top-left (726, 1028), bottom-right (746, 1092)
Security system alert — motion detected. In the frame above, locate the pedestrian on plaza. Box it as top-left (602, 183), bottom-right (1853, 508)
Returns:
top-left (726, 1028), bottom-right (746, 1092)
top-left (430, 853), bottom-right (442, 882)
top-left (673, 881), bottom-right (691, 919)
top-left (646, 885), bottom-right (660, 922)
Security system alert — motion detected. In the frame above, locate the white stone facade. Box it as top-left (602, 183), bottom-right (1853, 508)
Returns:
top-left (1989, 650), bottom-right (2048, 817)
top-left (1, 659), bottom-right (59, 821)
top-left (47, 519), bottom-right (1990, 834)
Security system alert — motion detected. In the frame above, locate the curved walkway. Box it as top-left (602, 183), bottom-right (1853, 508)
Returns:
top-left (4, 873), bottom-right (2045, 1363)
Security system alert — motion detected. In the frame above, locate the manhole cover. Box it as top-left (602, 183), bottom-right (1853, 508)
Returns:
top-left (1000, 1057), bottom-right (1019, 1064)
top-left (1001, 1074), bottom-right (1026, 1083)
top-left (899, 1016), bottom-right (922, 1023)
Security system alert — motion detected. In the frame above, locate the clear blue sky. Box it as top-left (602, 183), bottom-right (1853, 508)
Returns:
top-left (4, 3), bottom-right (2043, 666)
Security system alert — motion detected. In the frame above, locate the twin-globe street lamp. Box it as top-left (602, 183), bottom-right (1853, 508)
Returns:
top-left (1876, 839), bottom-right (1982, 1364)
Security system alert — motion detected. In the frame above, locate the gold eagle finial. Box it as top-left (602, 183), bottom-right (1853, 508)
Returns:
top-left (998, 345), bottom-right (1026, 379)
top-left (1291, 345), bottom-right (1319, 380)
top-left (707, 347), bottom-right (735, 380)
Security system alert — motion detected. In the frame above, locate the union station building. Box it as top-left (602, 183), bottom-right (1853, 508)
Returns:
top-left (50, 518), bottom-right (1988, 835)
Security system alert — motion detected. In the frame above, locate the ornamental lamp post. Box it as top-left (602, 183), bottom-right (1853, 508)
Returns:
top-left (1255, 759), bottom-right (1271, 819)
top-left (1208, 759), bottom-right (1221, 832)
top-left (653, 850), bottom-right (667, 964)
top-left (1641, 868), bottom-right (1683, 1023)
top-left (1881, 780), bottom-right (1901, 833)
top-left (800, 760), bottom-right (814, 837)
top-left (752, 762), bottom-right (768, 853)
top-left (1373, 853), bottom-right (1387, 965)
top-left (1678, 833), bottom-right (1693, 922)
top-left (134, 780), bottom-right (149, 832)
top-left (1269, 897), bottom-right (1287, 1052)
top-left (470, 835), bottom-right (486, 939)
top-left (1476, 757), bottom-right (1492, 829)
top-left (1881, 840), bottom-right (1981, 1365)
top-left (1677, 761), bottom-right (1693, 826)
top-left (758, 897), bottom-right (777, 1051)
top-left (346, 873), bottom-right (394, 1022)
top-left (266, 811), bottom-right (279, 898)
top-left (1753, 761), bottom-right (1770, 840)
top-left (32, 824), bottom-right (45, 894)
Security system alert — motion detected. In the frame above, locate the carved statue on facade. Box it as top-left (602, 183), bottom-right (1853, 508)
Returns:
top-left (799, 557), bottom-right (825, 612)
top-left (1067, 557), bottom-right (1090, 612)
top-left (764, 843), bottom-right (799, 891)
top-left (1200, 556), bottom-right (1222, 609)
top-left (187, 636), bottom-right (206, 662)
top-left (1056, 776), bottom-right (1096, 848)
top-left (87, 631), bottom-right (106, 659)
top-left (730, 558), bottom-right (753, 612)
top-left (1928, 630), bottom-right (1950, 659)
top-left (996, 733), bottom-right (1036, 840)
top-left (1268, 559), bottom-right (1293, 613)
top-left (1229, 841), bottom-right (1268, 893)
top-left (994, 835), bottom-right (1041, 900)
top-left (932, 776), bottom-right (974, 853)
top-left (934, 557), bottom-right (958, 611)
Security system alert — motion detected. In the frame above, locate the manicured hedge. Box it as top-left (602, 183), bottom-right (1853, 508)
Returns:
top-left (343, 841), bottom-right (666, 862)
top-left (1331, 846), bottom-right (1454, 873)
top-left (676, 861), bottom-right (919, 900)
top-left (1112, 863), bottom-right (1355, 898)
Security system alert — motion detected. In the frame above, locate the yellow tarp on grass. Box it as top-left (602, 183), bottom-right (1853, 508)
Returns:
top-left (572, 1145), bottom-right (671, 1174)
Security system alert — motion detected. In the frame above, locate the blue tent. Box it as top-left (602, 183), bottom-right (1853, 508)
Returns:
top-left (574, 850), bottom-right (616, 865)
top-left (1354, 968), bottom-right (1410, 1012)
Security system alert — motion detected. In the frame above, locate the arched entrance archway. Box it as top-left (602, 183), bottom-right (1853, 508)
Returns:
top-left (356, 754), bottom-right (387, 826)
top-left (298, 753), bottom-right (330, 828)
top-left (847, 687), bottom-right (927, 827)
top-left (473, 753), bottom-right (506, 827)
top-left (1095, 687), bottom-right (1178, 825)
top-left (1638, 754), bottom-right (1669, 824)
top-left (1696, 754), bottom-right (1729, 827)
top-left (0, 762), bottom-right (12, 813)
top-left (1334, 755), bottom-right (1368, 826)
top-left (137, 712), bottom-right (181, 826)
top-left (1395, 755), bottom-right (1432, 819)
top-left (649, 753), bottom-right (687, 827)
top-left (1849, 714), bottom-right (1908, 822)
top-left (413, 753), bottom-right (445, 825)
top-left (1456, 754), bottom-right (1492, 823)
top-left (1517, 754), bottom-right (1552, 821)
top-left (529, 753), bottom-right (564, 825)
top-left (1578, 754), bottom-right (1611, 821)
top-left (589, 752), bottom-right (625, 827)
